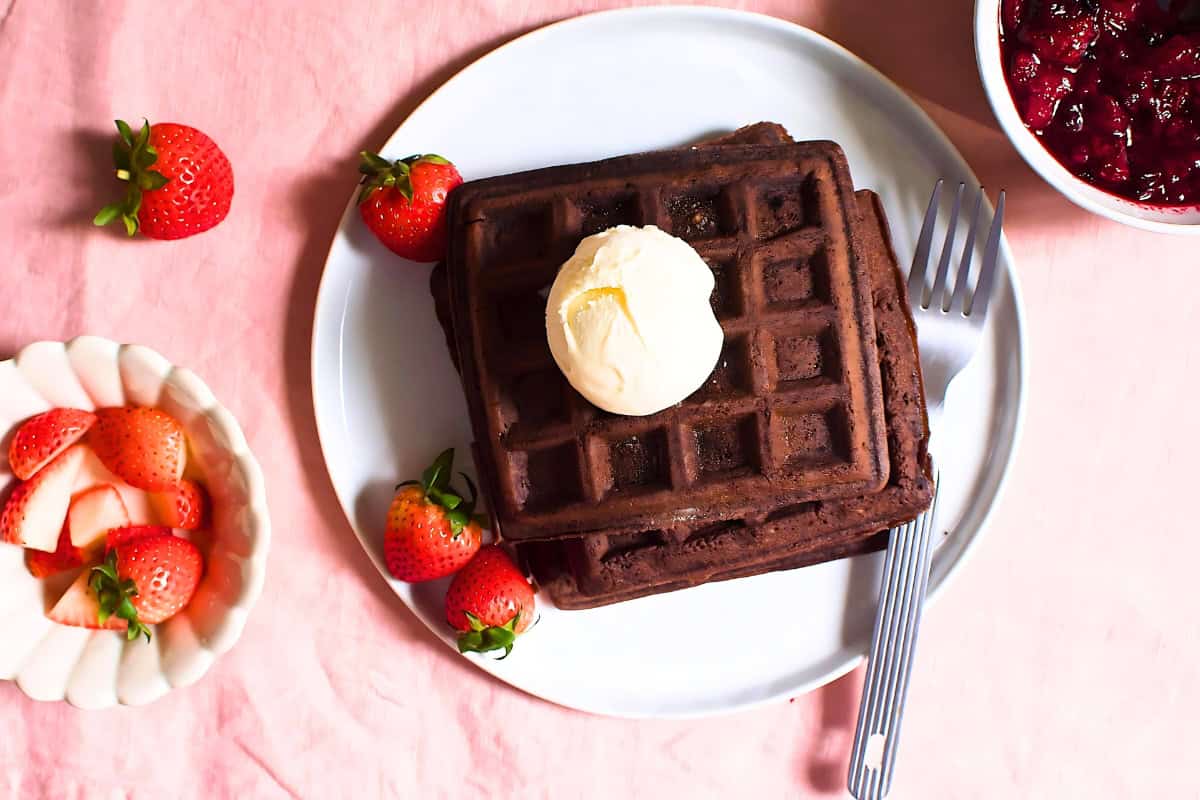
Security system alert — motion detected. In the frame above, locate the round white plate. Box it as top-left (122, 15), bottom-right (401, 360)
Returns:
top-left (311, 6), bottom-right (1027, 718)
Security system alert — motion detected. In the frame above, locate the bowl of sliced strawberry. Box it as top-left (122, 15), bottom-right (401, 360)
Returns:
top-left (978, 0), bottom-right (1200, 233)
top-left (0, 337), bottom-right (269, 707)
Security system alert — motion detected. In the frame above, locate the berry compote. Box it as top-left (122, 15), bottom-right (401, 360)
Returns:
top-left (1001, 0), bottom-right (1200, 206)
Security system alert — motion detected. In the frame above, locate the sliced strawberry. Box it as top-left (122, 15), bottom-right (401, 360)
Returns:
top-left (26, 525), bottom-right (85, 578)
top-left (68, 485), bottom-right (130, 551)
top-left (8, 408), bottom-right (96, 480)
top-left (88, 407), bottom-right (187, 491)
top-left (0, 445), bottom-right (87, 551)
top-left (73, 448), bottom-right (160, 526)
top-left (151, 480), bottom-right (207, 530)
top-left (47, 571), bottom-right (125, 631)
top-left (105, 524), bottom-right (172, 554)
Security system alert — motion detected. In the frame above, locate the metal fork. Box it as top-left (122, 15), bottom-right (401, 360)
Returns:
top-left (847, 181), bottom-right (1005, 800)
top-left (906, 181), bottom-right (1006, 435)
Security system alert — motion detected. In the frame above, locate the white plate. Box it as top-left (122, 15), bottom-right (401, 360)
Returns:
top-left (311, 6), bottom-right (1027, 718)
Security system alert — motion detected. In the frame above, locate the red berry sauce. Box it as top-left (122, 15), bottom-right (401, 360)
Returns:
top-left (1001, 0), bottom-right (1200, 206)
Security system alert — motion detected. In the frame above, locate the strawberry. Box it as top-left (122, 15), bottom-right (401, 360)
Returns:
top-left (8, 408), bottom-right (97, 480)
top-left (26, 525), bottom-right (85, 578)
top-left (151, 479), bottom-right (207, 530)
top-left (90, 530), bottom-right (204, 641)
top-left (1, 445), bottom-right (87, 551)
top-left (48, 571), bottom-right (126, 631)
top-left (94, 119), bottom-right (234, 240)
top-left (444, 546), bottom-right (535, 657)
top-left (105, 524), bottom-right (172, 554)
top-left (357, 152), bottom-right (462, 262)
top-left (73, 447), bottom-right (159, 525)
top-left (68, 484), bottom-right (130, 550)
top-left (383, 448), bottom-right (483, 582)
top-left (88, 407), bottom-right (187, 491)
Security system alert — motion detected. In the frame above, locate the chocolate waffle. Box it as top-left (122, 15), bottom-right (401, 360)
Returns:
top-left (444, 140), bottom-right (889, 542)
top-left (520, 190), bottom-right (933, 608)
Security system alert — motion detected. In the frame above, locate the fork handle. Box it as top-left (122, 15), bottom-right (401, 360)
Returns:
top-left (846, 519), bottom-right (935, 799)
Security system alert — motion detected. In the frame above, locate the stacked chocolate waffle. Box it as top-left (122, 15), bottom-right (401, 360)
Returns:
top-left (431, 123), bottom-right (933, 609)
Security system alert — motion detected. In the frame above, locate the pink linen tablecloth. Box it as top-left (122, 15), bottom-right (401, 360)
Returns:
top-left (2, 1), bottom-right (1198, 797)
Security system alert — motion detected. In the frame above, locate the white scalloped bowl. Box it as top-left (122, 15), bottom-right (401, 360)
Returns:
top-left (0, 337), bottom-right (270, 708)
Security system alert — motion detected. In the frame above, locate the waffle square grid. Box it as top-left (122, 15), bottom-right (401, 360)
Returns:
top-left (445, 143), bottom-right (889, 542)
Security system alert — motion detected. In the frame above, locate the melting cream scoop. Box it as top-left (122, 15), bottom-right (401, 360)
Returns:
top-left (545, 225), bottom-right (723, 416)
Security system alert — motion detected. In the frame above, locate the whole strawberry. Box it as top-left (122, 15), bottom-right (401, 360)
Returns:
top-left (90, 529), bottom-right (204, 641)
top-left (384, 448), bottom-right (484, 582)
top-left (357, 152), bottom-right (462, 262)
top-left (94, 119), bottom-right (234, 240)
top-left (444, 545), bottom-right (535, 658)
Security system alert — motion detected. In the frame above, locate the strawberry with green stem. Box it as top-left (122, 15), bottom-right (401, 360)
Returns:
top-left (384, 449), bottom-right (485, 582)
top-left (94, 118), bottom-right (233, 240)
top-left (445, 545), bottom-right (535, 658)
top-left (357, 151), bottom-right (462, 262)
top-left (90, 529), bottom-right (203, 642)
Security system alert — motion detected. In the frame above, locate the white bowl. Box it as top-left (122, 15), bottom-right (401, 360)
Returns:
top-left (975, 0), bottom-right (1200, 234)
top-left (0, 337), bottom-right (271, 708)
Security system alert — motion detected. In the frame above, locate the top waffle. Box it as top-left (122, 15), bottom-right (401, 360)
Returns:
top-left (444, 142), bottom-right (890, 541)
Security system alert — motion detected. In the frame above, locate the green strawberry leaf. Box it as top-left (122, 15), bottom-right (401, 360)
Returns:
top-left (136, 146), bottom-right (159, 170)
top-left (394, 178), bottom-right (414, 203)
top-left (358, 150), bottom-right (393, 174)
top-left (142, 171), bottom-right (169, 190)
top-left (459, 472), bottom-right (478, 506)
top-left (115, 119), bottom-right (135, 147)
top-left (118, 597), bottom-right (137, 621)
top-left (445, 508), bottom-right (469, 536)
top-left (134, 119), bottom-right (151, 150)
top-left (356, 152), bottom-right (416, 205)
top-left (417, 154), bottom-right (450, 165)
top-left (420, 449), bottom-right (455, 494)
top-left (112, 141), bottom-right (132, 172)
top-left (457, 630), bottom-right (483, 653)
top-left (93, 204), bottom-right (122, 226)
top-left (456, 612), bottom-right (522, 658)
top-left (93, 559), bottom-right (118, 582)
top-left (90, 550), bottom-right (152, 643)
top-left (97, 116), bottom-right (171, 237)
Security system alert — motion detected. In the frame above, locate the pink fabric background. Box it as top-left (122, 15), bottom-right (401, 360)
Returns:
top-left (2, 0), bottom-right (1198, 797)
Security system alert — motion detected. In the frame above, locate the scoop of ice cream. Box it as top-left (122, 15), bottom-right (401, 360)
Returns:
top-left (545, 225), bottom-right (723, 417)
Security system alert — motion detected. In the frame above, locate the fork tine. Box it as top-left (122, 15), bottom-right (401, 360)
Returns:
top-left (966, 190), bottom-right (1005, 320)
top-left (907, 179), bottom-right (943, 304)
top-left (928, 183), bottom-right (964, 311)
top-left (947, 189), bottom-right (984, 314)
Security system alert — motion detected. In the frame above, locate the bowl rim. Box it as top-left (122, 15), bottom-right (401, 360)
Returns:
top-left (973, 0), bottom-right (1200, 236)
top-left (0, 335), bottom-right (272, 707)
